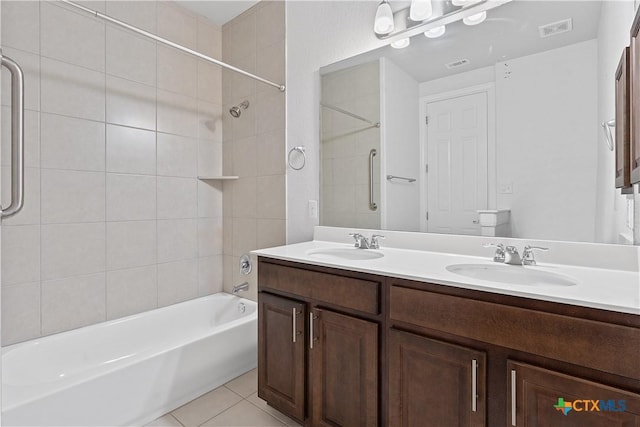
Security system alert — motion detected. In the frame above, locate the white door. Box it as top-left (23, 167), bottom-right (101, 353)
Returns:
top-left (425, 92), bottom-right (488, 235)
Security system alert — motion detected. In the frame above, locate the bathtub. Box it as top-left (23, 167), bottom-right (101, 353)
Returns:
top-left (1, 293), bottom-right (257, 426)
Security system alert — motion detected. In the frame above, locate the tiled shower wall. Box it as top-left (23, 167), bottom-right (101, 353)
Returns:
top-left (221, 2), bottom-right (286, 301)
top-left (0, 1), bottom-right (224, 345)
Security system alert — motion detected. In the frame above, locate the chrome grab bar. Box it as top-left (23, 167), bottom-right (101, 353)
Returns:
top-left (369, 149), bottom-right (378, 211)
top-left (0, 53), bottom-right (25, 219)
top-left (386, 174), bottom-right (416, 183)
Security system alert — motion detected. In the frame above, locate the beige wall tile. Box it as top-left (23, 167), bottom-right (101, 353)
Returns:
top-left (1, 167), bottom-right (40, 226)
top-left (157, 133), bottom-right (198, 178)
top-left (257, 219), bottom-right (286, 250)
top-left (256, 129), bottom-right (285, 176)
top-left (1, 225), bottom-right (40, 286)
top-left (223, 218), bottom-right (233, 256)
top-left (1, 108), bottom-right (39, 169)
top-left (157, 2), bottom-right (197, 49)
top-left (157, 176), bottom-right (197, 219)
top-left (232, 217), bottom-right (257, 257)
top-left (106, 174), bottom-right (157, 221)
top-left (157, 89), bottom-right (198, 138)
top-left (106, 1), bottom-right (157, 33)
top-left (41, 223), bottom-right (106, 281)
top-left (157, 46), bottom-right (197, 98)
top-left (230, 55), bottom-right (257, 102)
top-left (106, 265), bottom-right (158, 320)
top-left (41, 2), bottom-right (106, 72)
top-left (1, 1), bottom-right (40, 54)
top-left (41, 170), bottom-right (106, 224)
top-left (41, 114), bottom-right (105, 171)
top-left (256, 1), bottom-right (285, 49)
top-left (197, 255), bottom-right (224, 296)
top-left (232, 177), bottom-right (257, 218)
top-left (106, 75), bottom-right (156, 131)
top-left (197, 18), bottom-right (222, 59)
top-left (41, 58), bottom-right (105, 122)
top-left (223, 254), bottom-right (234, 291)
top-left (256, 174), bottom-right (286, 219)
top-left (225, 11), bottom-right (256, 65)
top-left (232, 137), bottom-right (257, 178)
top-left (41, 272), bottom-right (106, 335)
top-left (197, 61), bottom-right (223, 104)
top-left (106, 125), bottom-right (157, 175)
top-left (106, 27), bottom-right (157, 87)
top-left (157, 218), bottom-right (198, 263)
top-left (1, 282), bottom-right (41, 346)
top-left (222, 180), bottom-right (234, 217)
top-left (198, 139), bottom-right (223, 178)
top-left (157, 259), bottom-right (198, 307)
top-left (198, 217), bottom-right (223, 257)
top-left (231, 95), bottom-right (256, 140)
top-left (256, 40), bottom-right (285, 93)
top-left (1, 47), bottom-right (40, 111)
top-left (198, 100), bottom-right (223, 142)
top-left (198, 179), bottom-right (223, 218)
top-left (107, 221), bottom-right (157, 270)
top-left (256, 91), bottom-right (285, 135)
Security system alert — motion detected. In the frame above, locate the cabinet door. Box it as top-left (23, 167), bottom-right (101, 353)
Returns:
top-left (258, 293), bottom-right (306, 422)
top-left (389, 329), bottom-right (486, 427)
top-left (310, 308), bottom-right (378, 427)
top-left (508, 361), bottom-right (640, 427)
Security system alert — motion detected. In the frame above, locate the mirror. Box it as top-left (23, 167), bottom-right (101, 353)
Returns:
top-left (319, 0), bottom-right (636, 244)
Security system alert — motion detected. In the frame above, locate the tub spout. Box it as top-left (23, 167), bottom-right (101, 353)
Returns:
top-left (232, 282), bottom-right (250, 294)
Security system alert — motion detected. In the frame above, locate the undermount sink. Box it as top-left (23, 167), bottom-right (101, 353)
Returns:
top-left (446, 263), bottom-right (577, 287)
top-left (307, 247), bottom-right (384, 261)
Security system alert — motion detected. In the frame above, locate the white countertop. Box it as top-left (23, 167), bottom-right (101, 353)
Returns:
top-left (253, 240), bottom-right (640, 315)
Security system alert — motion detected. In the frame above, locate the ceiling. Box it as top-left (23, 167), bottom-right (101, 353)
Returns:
top-left (322, 0), bottom-right (603, 83)
top-left (179, 0), bottom-right (260, 26)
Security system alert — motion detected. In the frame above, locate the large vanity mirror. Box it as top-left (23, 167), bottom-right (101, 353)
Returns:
top-left (319, 0), bottom-right (637, 244)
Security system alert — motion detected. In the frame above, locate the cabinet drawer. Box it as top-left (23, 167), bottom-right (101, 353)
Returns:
top-left (259, 261), bottom-right (381, 314)
top-left (390, 285), bottom-right (640, 379)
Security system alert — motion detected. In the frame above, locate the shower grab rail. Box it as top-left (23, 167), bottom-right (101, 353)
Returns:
top-left (386, 174), bottom-right (416, 183)
top-left (0, 52), bottom-right (25, 219)
top-left (369, 149), bottom-right (378, 211)
top-left (321, 103), bottom-right (380, 128)
top-left (60, 0), bottom-right (285, 92)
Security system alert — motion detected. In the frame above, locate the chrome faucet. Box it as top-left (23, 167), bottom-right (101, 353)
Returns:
top-left (504, 246), bottom-right (523, 265)
top-left (370, 234), bottom-right (385, 249)
top-left (521, 245), bottom-right (549, 266)
top-left (483, 243), bottom-right (505, 263)
top-left (232, 282), bottom-right (249, 294)
top-left (349, 233), bottom-right (371, 249)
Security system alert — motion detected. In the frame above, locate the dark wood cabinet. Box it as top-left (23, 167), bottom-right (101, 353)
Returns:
top-left (508, 361), bottom-right (640, 427)
top-left (616, 47), bottom-right (631, 189)
top-left (258, 292), bottom-right (306, 421)
top-left (630, 5), bottom-right (640, 183)
top-left (310, 308), bottom-right (378, 427)
top-left (388, 329), bottom-right (486, 427)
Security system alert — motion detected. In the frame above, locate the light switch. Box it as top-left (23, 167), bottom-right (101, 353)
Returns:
top-left (308, 200), bottom-right (318, 219)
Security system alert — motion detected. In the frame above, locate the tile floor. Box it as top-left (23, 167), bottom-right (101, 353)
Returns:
top-left (145, 369), bottom-right (303, 427)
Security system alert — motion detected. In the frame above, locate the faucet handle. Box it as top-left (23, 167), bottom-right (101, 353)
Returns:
top-left (522, 245), bottom-right (549, 266)
top-left (370, 234), bottom-right (385, 249)
top-left (483, 243), bottom-right (505, 263)
top-left (349, 233), bottom-right (363, 248)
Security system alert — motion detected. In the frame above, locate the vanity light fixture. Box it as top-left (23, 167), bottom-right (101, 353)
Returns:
top-left (391, 38), bottom-right (411, 49)
top-left (463, 11), bottom-right (487, 26)
top-left (410, 0), bottom-right (433, 22)
top-left (424, 25), bottom-right (446, 38)
top-left (374, 0), bottom-right (395, 34)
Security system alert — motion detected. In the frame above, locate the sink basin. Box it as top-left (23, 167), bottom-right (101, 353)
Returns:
top-left (307, 248), bottom-right (384, 261)
top-left (446, 263), bottom-right (577, 287)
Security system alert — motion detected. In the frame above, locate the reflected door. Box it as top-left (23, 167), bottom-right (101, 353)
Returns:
top-left (425, 92), bottom-right (488, 235)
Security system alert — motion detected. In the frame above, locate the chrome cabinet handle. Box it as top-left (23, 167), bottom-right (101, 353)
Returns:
top-left (369, 149), bottom-right (377, 211)
top-left (471, 359), bottom-right (478, 412)
top-left (511, 369), bottom-right (517, 426)
top-left (292, 308), bottom-right (297, 343)
top-left (309, 312), bottom-right (318, 349)
top-left (0, 54), bottom-right (25, 219)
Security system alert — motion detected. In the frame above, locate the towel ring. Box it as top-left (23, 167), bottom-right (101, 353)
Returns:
top-left (288, 146), bottom-right (306, 170)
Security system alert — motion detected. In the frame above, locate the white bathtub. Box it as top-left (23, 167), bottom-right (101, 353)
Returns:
top-left (1, 293), bottom-right (257, 427)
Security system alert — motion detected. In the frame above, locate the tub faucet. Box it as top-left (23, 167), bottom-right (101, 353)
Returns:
top-left (232, 282), bottom-right (249, 294)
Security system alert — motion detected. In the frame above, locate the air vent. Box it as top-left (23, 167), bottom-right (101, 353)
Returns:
top-left (446, 58), bottom-right (470, 69)
top-left (538, 18), bottom-right (573, 38)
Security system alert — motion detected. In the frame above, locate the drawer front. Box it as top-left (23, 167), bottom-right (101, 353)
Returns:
top-left (390, 285), bottom-right (640, 379)
top-left (259, 261), bottom-right (381, 314)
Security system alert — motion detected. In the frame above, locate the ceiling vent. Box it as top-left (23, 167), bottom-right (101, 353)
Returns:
top-left (538, 18), bottom-right (573, 38)
top-left (446, 58), bottom-right (470, 69)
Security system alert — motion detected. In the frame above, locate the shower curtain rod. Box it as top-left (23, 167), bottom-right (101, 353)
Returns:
top-left (60, 0), bottom-right (286, 92)
top-left (321, 103), bottom-right (380, 128)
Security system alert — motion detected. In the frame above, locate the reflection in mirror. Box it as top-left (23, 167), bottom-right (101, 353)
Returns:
top-left (320, 0), bottom-right (637, 244)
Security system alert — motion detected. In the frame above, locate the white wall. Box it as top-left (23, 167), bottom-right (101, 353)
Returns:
top-left (596, 0), bottom-right (636, 244)
top-left (380, 58), bottom-right (420, 231)
top-left (285, 1), bottom-right (386, 243)
top-left (495, 40), bottom-right (598, 242)
top-left (419, 66), bottom-right (494, 98)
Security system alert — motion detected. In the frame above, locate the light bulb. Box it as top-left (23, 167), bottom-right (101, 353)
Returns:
top-left (410, 0), bottom-right (433, 22)
top-left (390, 38), bottom-right (410, 49)
top-left (374, 1), bottom-right (395, 34)
top-left (424, 25), bottom-right (446, 38)
top-left (463, 11), bottom-right (487, 26)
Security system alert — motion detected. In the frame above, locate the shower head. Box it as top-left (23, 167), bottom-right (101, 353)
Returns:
top-left (229, 100), bottom-right (249, 118)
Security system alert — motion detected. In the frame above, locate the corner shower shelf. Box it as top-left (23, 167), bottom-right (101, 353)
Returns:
top-left (198, 176), bottom-right (239, 181)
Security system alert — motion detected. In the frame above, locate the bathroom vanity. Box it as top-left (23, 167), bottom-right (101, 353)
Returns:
top-left (254, 229), bottom-right (640, 426)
